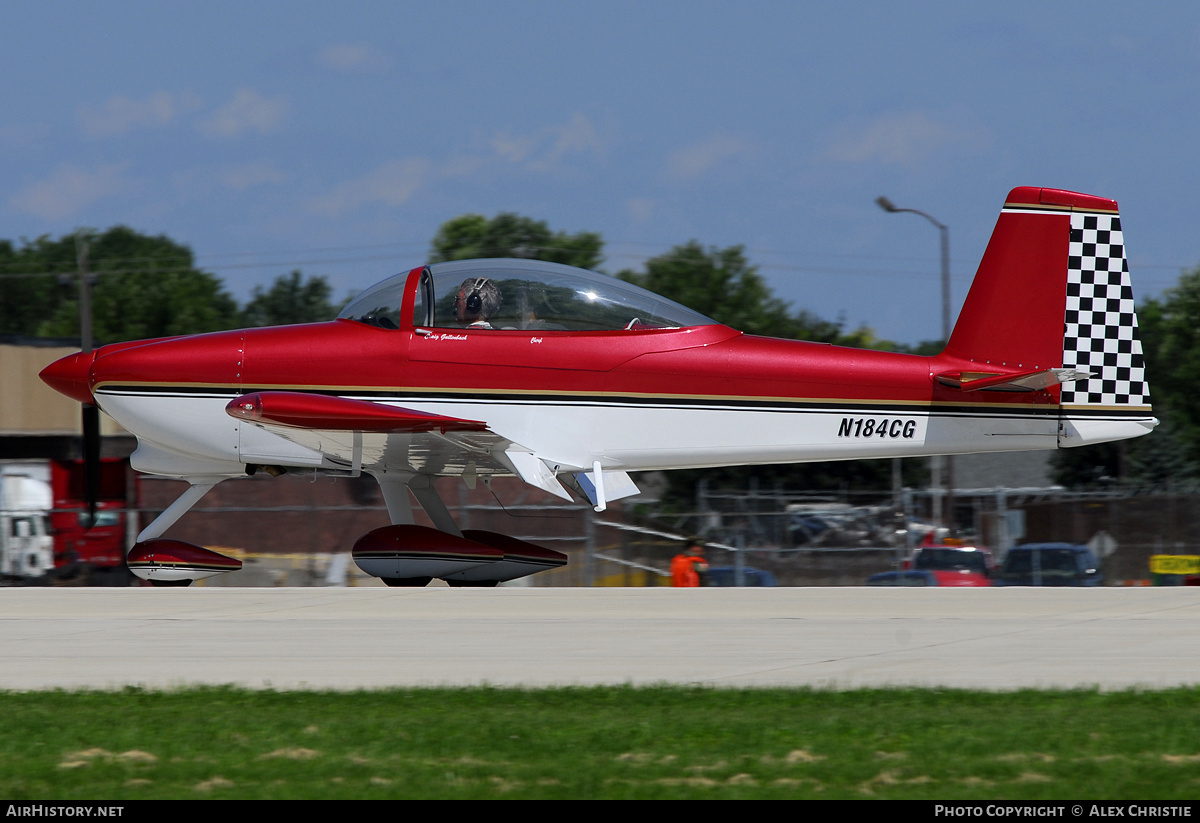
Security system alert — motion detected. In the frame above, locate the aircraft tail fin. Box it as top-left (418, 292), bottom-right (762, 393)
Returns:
top-left (944, 187), bottom-right (1151, 416)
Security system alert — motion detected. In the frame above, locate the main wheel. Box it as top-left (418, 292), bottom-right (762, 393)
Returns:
top-left (150, 578), bottom-right (192, 587)
top-left (444, 579), bottom-right (500, 587)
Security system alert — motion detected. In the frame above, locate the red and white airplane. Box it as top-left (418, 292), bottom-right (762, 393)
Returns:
top-left (40, 186), bottom-right (1156, 586)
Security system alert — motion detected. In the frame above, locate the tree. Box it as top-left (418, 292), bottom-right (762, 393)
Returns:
top-left (0, 238), bottom-right (66, 337)
top-left (29, 227), bottom-right (238, 343)
top-left (1135, 269), bottom-right (1200, 467)
top-left (618, 242), bottom-right (796, 337)
top-left (240, 271), bottom-right (337, 327)
top-left (429, 213), bottom-right (603, 270)
top-left (1125, 416), bottom-right (1196, 486)
top-left (618, 241), bottom-right (908, 350)
top-left (1048, 441), bottom-right (1123, 489)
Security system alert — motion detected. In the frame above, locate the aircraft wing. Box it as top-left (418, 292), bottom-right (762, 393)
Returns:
top-left (227, 391), bottom-right (489, 434)
top-left (225, 391), bottom-right (581, 501)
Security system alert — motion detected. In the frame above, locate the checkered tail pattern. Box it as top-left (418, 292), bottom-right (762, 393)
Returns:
top-left (1060, 213), bottom-right (1149, 407)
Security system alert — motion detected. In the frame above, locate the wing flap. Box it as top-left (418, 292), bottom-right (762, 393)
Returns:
top-left (502, 447), bottom-right (573, 502)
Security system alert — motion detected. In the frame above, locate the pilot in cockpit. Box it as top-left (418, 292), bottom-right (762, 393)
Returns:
top-left (453, 277), bottom-right (502, 329)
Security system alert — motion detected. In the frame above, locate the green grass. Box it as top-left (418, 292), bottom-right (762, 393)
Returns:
top-left (1, 686), bottom-right (1198, 799)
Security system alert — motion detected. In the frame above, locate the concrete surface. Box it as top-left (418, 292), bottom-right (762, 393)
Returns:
top-left (0, 587), bottom-right (1196, 690)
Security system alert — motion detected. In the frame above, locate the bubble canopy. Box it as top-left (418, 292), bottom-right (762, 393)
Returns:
top-left (338, 259), bottom-right (718, 332)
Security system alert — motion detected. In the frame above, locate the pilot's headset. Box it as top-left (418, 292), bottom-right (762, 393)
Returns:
top-left (464, 278), bottom-right (491, 315)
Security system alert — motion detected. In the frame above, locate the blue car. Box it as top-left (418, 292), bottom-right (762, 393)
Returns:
top-left (994, 543), bottom-right (1103, 587)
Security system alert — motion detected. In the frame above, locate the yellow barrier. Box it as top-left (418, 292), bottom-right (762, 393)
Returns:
top-left (1149, 555), bottom-right (1200, 575)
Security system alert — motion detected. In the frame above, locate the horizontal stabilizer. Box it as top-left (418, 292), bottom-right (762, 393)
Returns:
top-left (226, 391), bottom-right (487, 433)
top-left (935, 368), bottom-right (1093, 393)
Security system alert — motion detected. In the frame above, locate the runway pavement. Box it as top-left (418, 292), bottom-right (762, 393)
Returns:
top-left (0, 587), bottom-right (1197, 691)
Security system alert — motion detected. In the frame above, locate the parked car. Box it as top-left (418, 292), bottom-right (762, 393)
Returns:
top-left (903, 545), bottom-right (996, 577)
top-left (995, 543), bottom-right (1103, 586)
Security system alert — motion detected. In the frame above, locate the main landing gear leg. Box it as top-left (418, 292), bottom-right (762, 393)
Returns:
top-left (127, 479), bottom-right (242, 587)
top-left (374, 472), bottom-right (462, 536)
top-left (374, 473), bottom-right (415, 526)
top-left (405, 475), bottom-right (462, 537)
top-left (137, 481), bottom-right (219, 542)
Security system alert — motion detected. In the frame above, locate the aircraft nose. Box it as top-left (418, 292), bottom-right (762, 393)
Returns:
top-left (40, 350), bottom-right (96, 404)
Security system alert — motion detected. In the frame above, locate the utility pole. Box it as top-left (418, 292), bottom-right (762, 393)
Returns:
top-left (75, 231), bottom-right (95, 354)
top-left (74, 231), bottom-right (100, 516)
top-left (875, 197), bottom-right (955, 536)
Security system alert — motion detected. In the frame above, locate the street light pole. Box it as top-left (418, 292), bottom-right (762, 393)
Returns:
top-left (875, 197), bottom-right (950, 340)
top-left (875, 196), bottom-right (955, 536)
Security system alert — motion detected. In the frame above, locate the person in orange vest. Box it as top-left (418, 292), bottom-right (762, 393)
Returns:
top-left (670, 539), bottom-right (708, 587)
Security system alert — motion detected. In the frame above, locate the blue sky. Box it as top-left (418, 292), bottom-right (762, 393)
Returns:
top-left (3, 1), bottom-right (1198, 343)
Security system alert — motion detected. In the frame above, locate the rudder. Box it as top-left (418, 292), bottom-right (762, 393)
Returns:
top-left (944, 186), bottom-right (1154, 446)
top-left (1059, 209), bottom-right (1148, 408)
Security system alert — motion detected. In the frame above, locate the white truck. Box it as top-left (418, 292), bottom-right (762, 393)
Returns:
top-left (0, 463), bottom-right (54, 580)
